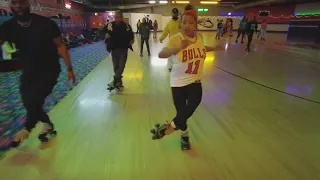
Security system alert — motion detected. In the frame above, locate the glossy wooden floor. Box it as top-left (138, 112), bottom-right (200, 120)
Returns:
top-left (1, 32), bottom-right (320, 180)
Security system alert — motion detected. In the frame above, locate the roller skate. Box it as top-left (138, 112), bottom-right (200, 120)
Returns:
top-left (107, 77), bottom-right (124, 92)
top-left (11, 129), bottom-right (30, 148)
top-left (38, 123), bottom-right (57, 142)
top-left (150, 121), bottom-right (176, 140)
top-left (245, 47), bottom-right (250, 52)
top-left (181, 135), bottom-right (191, 150)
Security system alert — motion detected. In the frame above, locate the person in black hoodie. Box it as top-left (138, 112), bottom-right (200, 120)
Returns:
top-left (105, 10), bottom-right (134, 90)
top-left (246, 16), bottom-right (258, 52)
top-left (139, 18), bottom-right (153, 57)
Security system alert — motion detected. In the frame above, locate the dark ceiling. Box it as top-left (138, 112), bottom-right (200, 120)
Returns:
top-left (85, 0), bottom-right (253, 6)
top-left (73, 0), bottom-right (319, 10)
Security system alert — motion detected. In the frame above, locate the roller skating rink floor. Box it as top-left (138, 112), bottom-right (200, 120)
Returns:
top-left (0, 32), bottom-right (320, 180)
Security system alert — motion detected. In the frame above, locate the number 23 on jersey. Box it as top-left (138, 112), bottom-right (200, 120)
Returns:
top-left (181, 48), bottom-right (206, 74)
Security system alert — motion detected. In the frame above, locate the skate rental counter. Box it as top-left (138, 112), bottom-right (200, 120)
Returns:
top-left (287, 16), bottom-right (320, 44)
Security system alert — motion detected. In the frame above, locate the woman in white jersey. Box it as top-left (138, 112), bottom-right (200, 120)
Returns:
top-left (151, 7), bottom-right (223, 150)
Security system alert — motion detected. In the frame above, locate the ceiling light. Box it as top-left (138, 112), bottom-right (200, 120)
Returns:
top-left (159, 1), bottom-right (168, 3)
top-left (175, 1), bottom-right (189, 4)
top-left (200, 1), bottom-right (218, 4)
top-left (149, 1), bottom-right (156, 3)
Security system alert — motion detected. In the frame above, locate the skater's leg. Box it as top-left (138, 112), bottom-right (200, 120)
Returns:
top-left (12, 74), bottom-right (54, 147)
top-left (145, 38), bottom-right (151, 55)
top-left (140, 38), bottom-right (144, 56)
top-left (235, 29), bottom-right (241, 41)
top-left (114, 48), bottom-right (128, 85)
top-left (36, 71), bottom-right (60, 131)
top-left (172, 83), bottom-right (202, 131)
top-left (172, 86), bottom-right (187, 114)
top-left (20, 75), bottom-right (40, 132)
top-left (261, 29), bottom-right (266, 40)
top-left (241, 31), bottom-right (245, 43)
top-left (246, 31), bottom-right (253, 50)
top-left (111, 50), bottom-right (120, 74)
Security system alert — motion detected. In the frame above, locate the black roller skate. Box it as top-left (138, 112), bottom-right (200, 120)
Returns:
top-left (38, 123), bottom-right (57, 142)
top-left (107, 77), bottom-right (124, 92)
top-left (11, 129), bottom-right (30, 148)
top-left (150, 121), bottom-right (176, 140)
top-left (245, 47), bottom-right (250, 52)
top-left (181, 136), bottom-right (191, 150)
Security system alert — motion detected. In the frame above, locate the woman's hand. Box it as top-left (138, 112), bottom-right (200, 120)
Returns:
top-left (180, 40), bottom-right (189, 50)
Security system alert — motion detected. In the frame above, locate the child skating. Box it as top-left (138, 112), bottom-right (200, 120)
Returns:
top-left (151, 5), bottom-right (223, 150)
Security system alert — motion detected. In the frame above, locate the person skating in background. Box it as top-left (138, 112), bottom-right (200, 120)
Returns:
top-left (235, 16), bottom-right (248, 44)
top-left (159, 8), bottom-right (181, 72)
top-left (105, 10), bottom-right (134, 90)
top-left (259, 20), bottom-right (267, 41)
top-left (215, 19), bottom-right (223, 39)
top-left (0, 0), bottom-right (76, 147)
top-left (153, 20), bottom-right (158, 38)
top-left (153, 5), bottom-right (223, 150)
top-left (1, 41), bottom-right (19, 59)
top-left (246, 16), bottom-right (258, 52)
top-left (136, 19), bottom-right (141, 34)
top-left (139, 18), bottom-right (153, 57)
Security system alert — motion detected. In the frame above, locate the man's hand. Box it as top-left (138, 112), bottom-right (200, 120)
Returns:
top-left (68, 70), bottom-right (76, 84)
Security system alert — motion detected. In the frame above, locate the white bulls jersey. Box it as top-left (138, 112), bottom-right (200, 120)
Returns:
top-left (166, 32), bottom-right (206, 87)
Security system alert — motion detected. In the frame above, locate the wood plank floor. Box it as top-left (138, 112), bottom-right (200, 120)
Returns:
top-left (1, 32), bottom-right (320, 180)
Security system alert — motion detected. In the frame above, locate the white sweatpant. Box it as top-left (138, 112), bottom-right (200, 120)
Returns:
top-left (260, 29), bottom-right (267, 38)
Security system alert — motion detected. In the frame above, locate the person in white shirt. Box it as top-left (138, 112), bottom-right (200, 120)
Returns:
top-left (151, 5), bottom-right (223, 150)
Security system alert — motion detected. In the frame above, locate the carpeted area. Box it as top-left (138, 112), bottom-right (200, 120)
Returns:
top-left (0, 41), bottom-right (108, 156)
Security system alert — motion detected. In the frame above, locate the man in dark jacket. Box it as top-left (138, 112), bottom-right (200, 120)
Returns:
top-left (246, 16), bottom-right (258, 52)
top-left (139, 18), bottom-right (153, 57)
top-left (235, 16), bottom-right (248, 44)
top-left (105, 10), bottom-right (134, 89)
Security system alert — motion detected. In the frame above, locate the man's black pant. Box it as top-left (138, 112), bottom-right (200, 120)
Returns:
top-left (140, 38), bottom-right (150, 55)
top-left (247, 30), bottom-right (254, 49)
top-left (236, 29), bottom-right (246, 42)
top-left (111, 48), bottom-right (128, 81)
top-left (20, 70), bottom-right (60, 131)
top-left (171, 83), bottom-right (202, 131)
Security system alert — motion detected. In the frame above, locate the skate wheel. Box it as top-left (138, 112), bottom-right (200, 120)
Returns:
top-left (50, 130), bottom-right (57, 136)
top-left (39, 137), bottom-right (49, 142)
top-left (150, 129), bottom-right (156, 134)
top-left (152, 135), bottom-right (158, 140)
top-left (155, 124), bottom-right (160, 128)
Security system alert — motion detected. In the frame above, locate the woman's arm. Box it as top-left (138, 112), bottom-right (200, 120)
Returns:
top-left (158, 47), bottom-right (181, 58)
